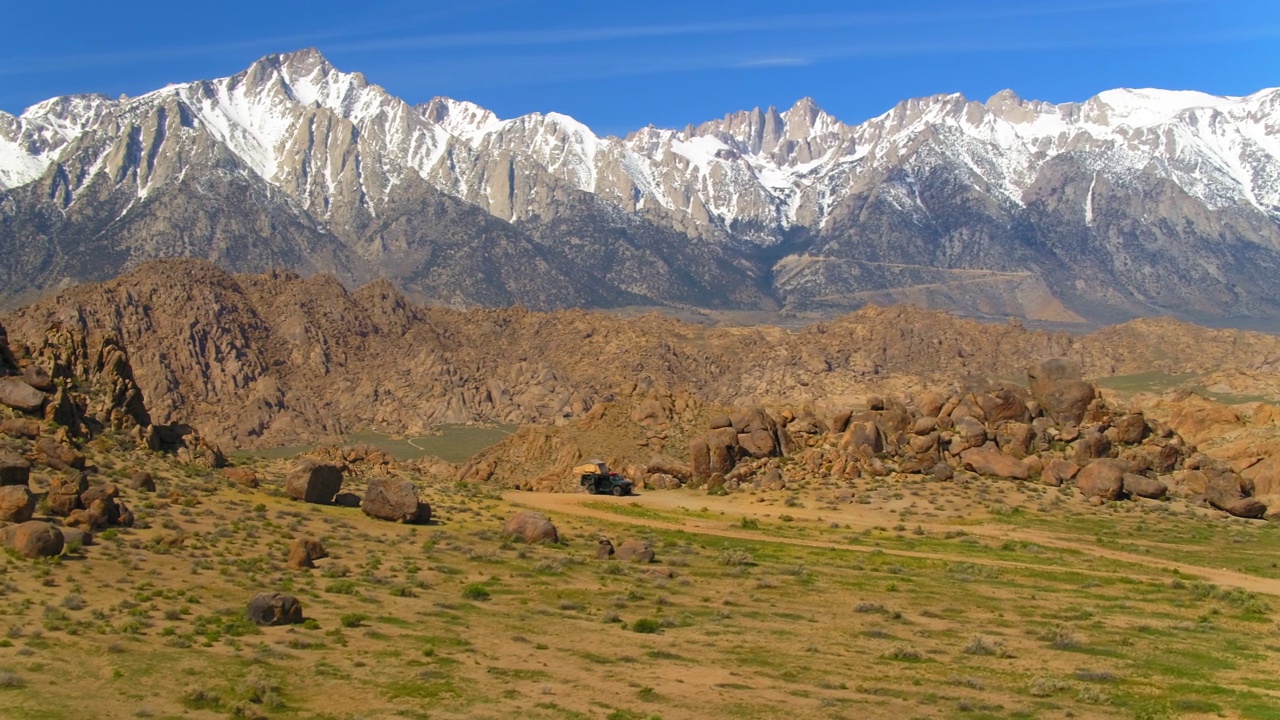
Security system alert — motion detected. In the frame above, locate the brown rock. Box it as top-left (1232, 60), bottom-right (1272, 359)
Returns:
top-left (21, 365), bottom-right (54, 392)
top-left (841, 420), bottom-right (882, 458)
top-left (0, 452), bottom-right (31, 486)
top-left (1122, 474), bottom-right (1168, 499)
top-left (46, 472), bottom-right (87, 516)
top-left (34, 437), bottom-right (85, 471)
top-left (334, 492), bottom-right (361, 507)
top-left (595, 538), bottom-right (615, 560)
top-left (60, 526), bottom-right (92, 548)
top-left (1225, 497), bottom-right (1267, 519)
top-left (615, 539), bottom-right (655, 563)
top-left (502, 511), bottom-right (559, 543)
top-left (65, 499), bottom-right (110, 530)
top-left (0, 485), bottom-right (36, 523)
top-left (0, 521), bottom-right (64, 558)
top-left (646, 455), bottom-right (692, 484)
top-left (1028, 358), bottom-right (1095, 425)
top-left (287, 538), bottom-right (328, 570)
top-left (221, 467), bottom-right (260, 488)
top-left (126, 471), bottom-right (156, 492)
top-left (1021, 454), bottom-right (1044, 478)
top-left (0, 376), bottom-right (46, 413)
top-left (951, 416), bottom-right (988, 453)
top-left (1075, 459), bottom-right (1126, 500)
top-left (911, 416), bottom-right (938, 435)
top-left (285, 459), bottom-right (343, 504)
top-left (361, 476), bottom-right (429, 523)
top-left (1243, 455), bottom-right (1280, 497)
top-left (738, 429), bottom-right (777, 458)
top-left (1112, 414), bottom-right (1147, 445)
top-left (960, 446), bottom-right (1030, 480)
top-left (1043, 460), bottom-right (1080, 487)
top-left (44, 388), bottom-right (81, 431)
top-left (245, 593), bottom-right (304, 626)
top-left (0, 418), bottom-right (41, 439)
top-left (689, 438), bottom-right (711, 482)
top-left (1204, 468), bottom-right (1250, 512)
top-left (708, 414), bottom-right (732, 430)
top-left (995, 422), bottom-right (1034, 459)
top-left (1071, 429), bottom-right (1112, 464)
top-left (705, 427), bottom-right (741, 475)
top-left (978, 385), bottom-right (1033, 425)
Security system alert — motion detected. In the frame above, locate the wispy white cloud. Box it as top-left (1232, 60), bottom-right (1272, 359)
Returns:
top-left (0, 0), bottom-right (1202, 76)
top-left (328, 0), bottom-right (1199, 53)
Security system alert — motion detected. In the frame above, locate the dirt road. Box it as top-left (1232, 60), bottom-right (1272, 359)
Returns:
top-left (505, 489), bottom-right (1280, 596)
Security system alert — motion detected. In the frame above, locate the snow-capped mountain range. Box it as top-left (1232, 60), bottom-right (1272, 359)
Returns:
top-left (2, 48), bottom-right (1279, 324)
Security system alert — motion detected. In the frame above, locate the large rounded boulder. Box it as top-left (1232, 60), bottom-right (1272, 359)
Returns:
top-left (361, 476), bottom-right (430, 523)
top-left (285, 459), bottom-right (343, 504)
top-left (0, 521), bottom-right (64, 558)
top-left (246, 593), bottom-right (304, 626)
top-left (0, 485), bottom-right (37, 523)
top-left (502, 511), bottom-right (559, 544)
top-left (1075, 459), bottom-right (1126, 500)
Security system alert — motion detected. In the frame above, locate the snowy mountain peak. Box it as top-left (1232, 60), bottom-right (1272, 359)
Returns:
top-left (419, 97), bottom-right (502, 143)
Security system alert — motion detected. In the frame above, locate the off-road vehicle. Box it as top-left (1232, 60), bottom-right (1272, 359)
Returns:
top-left (574, 459), bottom-right (633, 496)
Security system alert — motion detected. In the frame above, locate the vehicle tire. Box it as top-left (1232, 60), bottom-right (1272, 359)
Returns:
top-left (585, 484), bottom-right (596, 495)
top-left (612, 485), bottom-right (624, 497)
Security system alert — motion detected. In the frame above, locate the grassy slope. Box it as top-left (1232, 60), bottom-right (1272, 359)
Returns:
top-left (2, 444), bottom-right (1280, 719)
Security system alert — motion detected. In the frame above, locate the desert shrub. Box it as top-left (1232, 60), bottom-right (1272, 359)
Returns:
top-left (462, 584), bottom-right (491, 601)
top-left (631, 617), bottom-right (662, 634)
top-left (323, 580), bottom-right (360, 596)
top-left (339, 613), bottom-right (367, 628)
top-left (882, 645), bottom-right (925, 661)
top-left (1050, 625), bottom-right (1079, 649)
top-left (1028, 677), bottom-right (1071, 697)
top-left (962, 634), bottom-right (1011, 657)
top-left (717, 548), bottom-right (755, 566)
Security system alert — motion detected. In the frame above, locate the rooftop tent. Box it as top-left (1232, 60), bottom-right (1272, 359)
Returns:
top-left (573, 459), bottom-right (609, 475)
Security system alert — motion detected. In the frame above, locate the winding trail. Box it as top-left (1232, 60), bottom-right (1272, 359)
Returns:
top-left (505, 491), bottom-right (1280, 597)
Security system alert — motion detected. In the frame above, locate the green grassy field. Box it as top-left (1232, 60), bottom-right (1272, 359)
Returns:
top-left (4, 442), bottom-right (1280, 718)
top-left (232, 425), bottom-right (516, 464)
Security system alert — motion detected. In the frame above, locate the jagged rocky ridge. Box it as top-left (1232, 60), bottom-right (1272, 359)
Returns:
top-left (6, 260), bottom-right (1280, 451)
top-left (459, 357), bottom-right (1278, 522)
top-left (2, 50), bottom-right (1279, 322)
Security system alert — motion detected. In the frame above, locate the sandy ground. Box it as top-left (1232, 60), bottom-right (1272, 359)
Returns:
top-left (507, 488), bottom-right (1280, 596)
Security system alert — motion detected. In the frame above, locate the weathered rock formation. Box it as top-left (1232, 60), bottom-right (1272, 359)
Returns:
top-left (245, 593), bottom-right (305, 626)
top-left (502, 511), bottom-right (559, 544)
top-left (361, 477), bottom-right (430, 523)
top-left (285, 460), bottom-right (344, 504)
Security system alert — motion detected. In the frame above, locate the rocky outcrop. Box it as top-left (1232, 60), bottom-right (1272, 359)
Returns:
top-left (502, 511), bottom-right (559, 544)
top-left (245, 593), bottom-right (304, 626)
top-left (0, 521), bottom-right (64, 558)
top-left (1028, 358), bottom-right (1096, 426)
top-left (614, 539), bottom-right (656, 563)
top-left (285, 460), bottom-right (343, 504)
top-left (1075, 460), bottom-right (1126, 500)
top-left (0, 485), bottom-right (36, 523)
top-left (287, 538), bottom-right (327, 570)
top-left (0, 452), bottom-right (31, 486)
top-left (46, 472), bottom-right (87, 516)
top-left (361, 477), bottom-right (430, 523)
top-left (0, 377), bottom-right (45, 413)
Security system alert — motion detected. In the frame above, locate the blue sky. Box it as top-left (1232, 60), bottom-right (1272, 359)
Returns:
top-left (2, 0), bottom-right (1276, 136)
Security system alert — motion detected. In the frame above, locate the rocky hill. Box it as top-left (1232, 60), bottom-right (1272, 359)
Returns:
top-left (3, 50), bottom-right (1279, 323)
top-left (5, 260), bottom-right (1279, 453)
